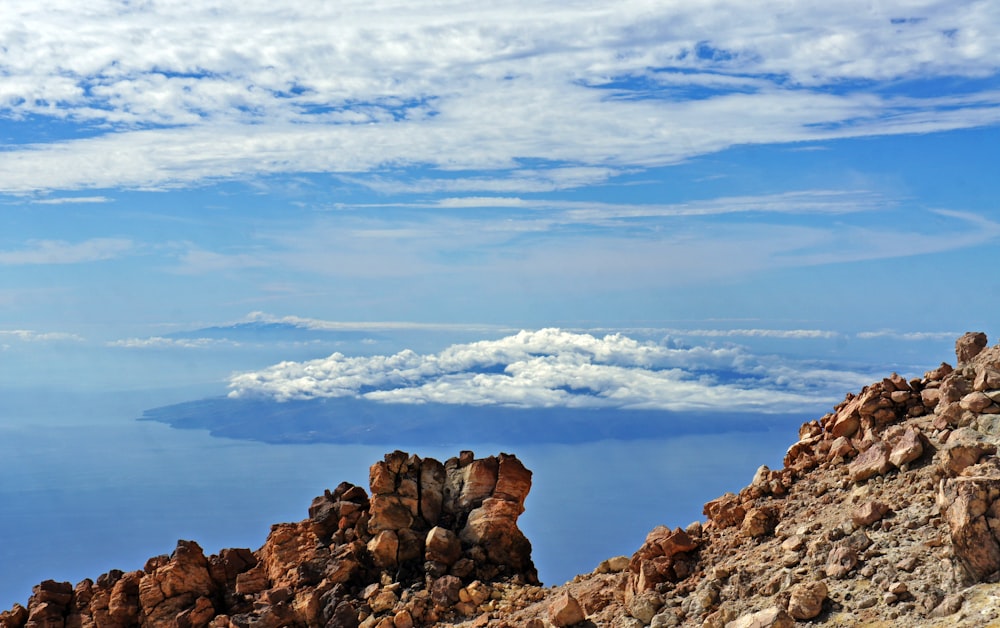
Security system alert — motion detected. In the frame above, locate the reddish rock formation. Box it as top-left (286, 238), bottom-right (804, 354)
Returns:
top-left (1, 451), bottom-right (536, 628)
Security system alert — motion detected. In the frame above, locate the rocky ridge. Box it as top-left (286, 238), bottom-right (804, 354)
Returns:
top-left (10, 333), bottom-right (1000, 627)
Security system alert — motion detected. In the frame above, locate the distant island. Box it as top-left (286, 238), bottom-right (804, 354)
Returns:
top-left (139, 395), bottom-right (807, 445)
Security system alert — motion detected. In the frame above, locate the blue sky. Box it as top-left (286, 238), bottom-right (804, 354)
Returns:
top-left (2, 0), bottom-right (1000, 400)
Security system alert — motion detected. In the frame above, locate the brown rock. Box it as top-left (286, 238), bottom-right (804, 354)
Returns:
top-left (368, 495), bottom-right (415, 533)
top-left (0, 605), bottom-right (28, 628)
top-left (828, 436), bottom-right (855, 459)
top-left (889, 427), bottom-right (924, 467)
top-left (234, 564), bottom-right (268, 595)
top-left (961, 391), bottom-right (995, 413)
top-left (370, 588), bottom-right (398, 613)
top-left (851, 501), bottom-right (890, 527)
top-left (431, 576), bottom-right (462, 608)
top-left (740, 507), bottom-right (778, 539)
top-left (457, 457), bottom-right (499, 510)
top-left (975, 366), bottom-right (1000, 390)
top-left (934, 401), bottom-right (964, 429)
top-left (703, 493), bottom-right (746, 529)
top-left (425, 527), bottom-right (461, 566)
top-left (956, 332), bottom-right (988, 364)
top-left (627, 528), bottom-right (700, 593)
top-left (177, 596), bottom-right (215, 628)
top-left (26, 602), bottom-right (64, 628)
top-left (925, 362), bottom-right (954, 381)
top-left (548, 591), bottom-right (585, 627)
top-left (367, 530), bottom-right (399, 569)
top-left (825, 546), bottom-right (858, 579)
top-left (928, 592), bottom-right (965, 618)
top-left (725, 607), bottom-right (794, 628)
top-left (108, 571), bottom-right (142, 627)
top-left (369, 459), bottom-right (397, 496)
top-left (940, 428), bottom-right (997, 476)
top-left (646, 526), bottom-right (698, 556)
top-left (626, 590), bottom-right (662, 624)
top-left (258, 522), bottom-right (327, 589)
top-left (829, 410), bottom-right (860, 439)
top-left (460, 496), bottom-right (534, 571)
top-left (939, 376), bottom-right (972, 406)
top-left (392, 609), bottom-right (414, 628)
top-left (848, 440), bottom-right (892, 482)
top-left (921, 387), bottom-right (942, 408)
top-left (29, 581), bottom-right (73, 608)
top-left (494, 454), bottom-right (532, 511)
top-left (938, 475), bottom-right (1000, 582)
top-left (139, 540), bottom-right (216, 627)
top-left (208, 547), bottom-right (256, 588)
top-left (419, 458), bottom-right (446, 525)
top-left (885, 372), bottom-right (911, 391)
top-left (787, 581), bottom-right (827, 620)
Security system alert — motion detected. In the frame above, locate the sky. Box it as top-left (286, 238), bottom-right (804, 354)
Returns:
top-left (2, 1), bottom-right (1000, 399)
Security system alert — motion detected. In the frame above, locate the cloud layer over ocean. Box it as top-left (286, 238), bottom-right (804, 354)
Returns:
top-left (228, 328), bottom-right (876, 413)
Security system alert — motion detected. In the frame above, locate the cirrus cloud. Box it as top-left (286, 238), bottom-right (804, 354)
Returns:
top-left (0, 1), bottom-right (998, 193)
top-left (0, 238), bottom-right (135, 265)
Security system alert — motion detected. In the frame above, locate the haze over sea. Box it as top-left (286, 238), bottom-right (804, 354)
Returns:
top-left (2, 0), bottom-right (1000, 613)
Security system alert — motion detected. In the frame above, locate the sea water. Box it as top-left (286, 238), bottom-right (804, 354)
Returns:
top-left (0, 389), bottom-right (795, 609)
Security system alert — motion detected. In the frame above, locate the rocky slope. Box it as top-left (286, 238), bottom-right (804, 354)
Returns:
top-left (10, 332), bottom-right (1000, 627)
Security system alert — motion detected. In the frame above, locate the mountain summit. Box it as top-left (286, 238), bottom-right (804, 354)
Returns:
top-left (7, 332), bottom-right (1000, 627)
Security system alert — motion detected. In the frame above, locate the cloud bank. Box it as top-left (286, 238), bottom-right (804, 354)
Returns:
top-left (228, 328), bottom-right (876, 412)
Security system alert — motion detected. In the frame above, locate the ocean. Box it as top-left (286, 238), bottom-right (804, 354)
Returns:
top-left (0, 387), bottom-right (799, 609)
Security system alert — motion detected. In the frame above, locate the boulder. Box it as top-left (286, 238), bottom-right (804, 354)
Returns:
top-left (851, 501), bottom-right (890, 528)
top-left (367, 530), bottom-right (399, 569)
top-left (940, 428), bottom-right (997, 476)
top-left (740, 507), bottom-right (778, 539)
top-left (825, 546), bottom-right (858, 579)
top-left (961, 391), bottom-right (995, 413)
top-left (888, 428), bottom-right (924, 467)
top-left (703, 493), bottom-right (746, 529)
top-left (627, 526), bottom-right (700, 593)
top-left (548, 591), bottom-right (585, 627)
top-left (725, 607), bottom-right (794, 628)
top-left (956, 332), bottom-right (988, 364)
top-left (849, 441), bottom-right (893, 482)
top-left (938, 475), bottom-right (1000, 582)
top-left (787, 581), bottom-right (827, 620)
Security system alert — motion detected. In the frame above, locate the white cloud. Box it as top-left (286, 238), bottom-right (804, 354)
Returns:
top-left (108, 337), bottom-right (241, 349)
top-left (664, 328), bottom-right (840, 339)
top-left (158, 200), bottom-right (1000, 286)
top-left (227, 328), bottom-right (870, 412)
top-left (0, 330), bottom-right (84, 342)
top-left (856, 330), bottom-right (960, 341)
top-left (28, 196), bottom-right (112, 205)
top-left (0, 1), bottom-right (998, 192)
top-left (243, 311), bottom-right (512, 333)
top-left (428, 189), bottom-right (891, 218)
top-left (0, 238), bottom-right (134, 265)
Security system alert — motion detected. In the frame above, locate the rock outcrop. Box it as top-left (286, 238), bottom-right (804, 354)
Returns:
top-left (1, 451), bottom-right (536, 628)
top-left (15, 332), bottom-right (1000, 626)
